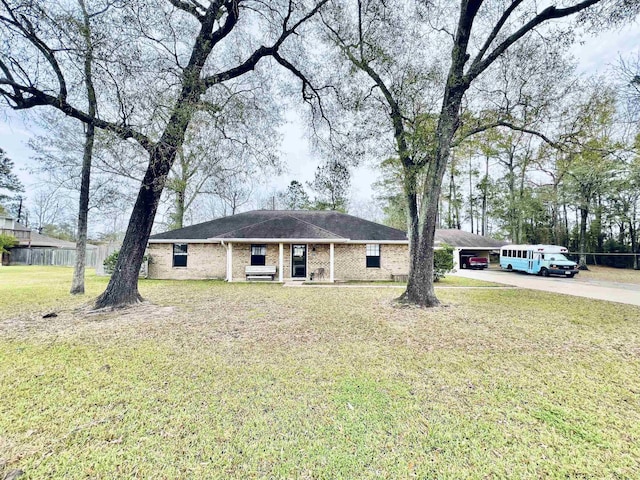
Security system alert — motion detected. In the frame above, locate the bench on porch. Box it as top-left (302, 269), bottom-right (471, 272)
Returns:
top-left (245, 265), bottom-right (277, 281)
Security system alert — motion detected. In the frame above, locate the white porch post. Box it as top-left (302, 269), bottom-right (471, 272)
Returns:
top-left (329, 243), bottom-right (335, 283)
top-left (278, 243), bottom-right (284, 282)
top-left (227, 242), bottom-right (233, 282)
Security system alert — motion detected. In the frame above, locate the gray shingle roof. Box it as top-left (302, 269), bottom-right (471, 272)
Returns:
top-left (150, 210), bottom-right (408, 241)
top-left (150, 211), bottom-right (505, 247)
top-left (434, 229), bottom-right (506, 248)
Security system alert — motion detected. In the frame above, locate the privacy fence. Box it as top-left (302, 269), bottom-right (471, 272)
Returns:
top-left (8, 242), bottom-right (122, 271)
top-left (9, 247), bottom-right (99, 267)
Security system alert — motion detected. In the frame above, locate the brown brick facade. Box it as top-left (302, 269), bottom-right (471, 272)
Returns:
top-left (147, 243), bottom-right (226, 280)
top-left (148, 241), bottom-right (409, 281)
top-left (334, 244), bottom-right (408, 281)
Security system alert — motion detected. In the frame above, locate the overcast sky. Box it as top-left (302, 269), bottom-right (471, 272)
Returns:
top-left (1, 20), bottom-right (638, 224)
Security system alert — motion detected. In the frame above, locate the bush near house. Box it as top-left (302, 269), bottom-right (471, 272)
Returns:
top-left (103, 250), bottom-right (148, 275)
top-left (0, 233), bottom-right (18, 264)
top-left (434, 243), bottom-right (454, 281)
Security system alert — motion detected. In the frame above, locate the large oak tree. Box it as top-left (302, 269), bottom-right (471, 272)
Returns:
top-left (0, 0), bottom-right (328, 308)
top-left (320, 0), bottom-right (630, 307)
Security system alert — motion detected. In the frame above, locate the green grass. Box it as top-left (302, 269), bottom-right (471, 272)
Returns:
top-left (1, 266), bottom-right (640, 478)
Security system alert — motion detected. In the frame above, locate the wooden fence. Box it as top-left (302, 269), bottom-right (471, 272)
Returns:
top-left (10, 247), bottom-right (98, 267)
top-left (7, 242), bottom-right (148, 277)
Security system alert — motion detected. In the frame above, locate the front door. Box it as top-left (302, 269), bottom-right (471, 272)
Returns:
top-left (291, 244), bottom-right (307, 278)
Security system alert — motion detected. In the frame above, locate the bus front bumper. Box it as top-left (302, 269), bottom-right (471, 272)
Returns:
top-left (548, 268), bottom-right (579, 276)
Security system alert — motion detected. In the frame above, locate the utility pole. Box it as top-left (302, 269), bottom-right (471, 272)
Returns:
top-left (17, 197), bottom-right (23, 222)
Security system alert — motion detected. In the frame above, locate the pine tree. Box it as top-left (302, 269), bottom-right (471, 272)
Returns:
top-left (0, 148), bottom-right (24, 216)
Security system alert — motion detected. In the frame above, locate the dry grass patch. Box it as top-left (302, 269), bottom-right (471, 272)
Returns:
top-left (1, 267), bottom-right (640, 478)
top-left (576, 265), bottom-right (640, 285)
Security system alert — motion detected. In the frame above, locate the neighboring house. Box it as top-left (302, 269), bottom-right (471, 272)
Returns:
top-left (434, 229), bottom-right (507, 269)
top-left (1, 215), bottom-right (31, 266)
top-left (147, 210), bottom-right (410, 282)
top-left (0, 215), bottom-right (98, 266)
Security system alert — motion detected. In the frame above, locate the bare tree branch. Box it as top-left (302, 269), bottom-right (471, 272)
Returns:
top-left (202, 0), bottom-right (330, 88)
top-left (467, 0), bottom-right (600, 81)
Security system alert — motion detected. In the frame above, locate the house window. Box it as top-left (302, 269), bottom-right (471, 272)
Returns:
top-left (366, 244), bottom-right (381, 268)
top-left (251, 244), bottom-right (266, 266)
top-left (173, 243), bottom-right (188, 267)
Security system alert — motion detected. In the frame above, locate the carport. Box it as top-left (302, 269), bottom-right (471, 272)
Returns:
top-left (434, 229), bottom-right (506, 270)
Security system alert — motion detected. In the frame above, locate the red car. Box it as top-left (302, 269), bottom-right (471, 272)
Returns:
top-left (460, 255), bottom-right (488, 269)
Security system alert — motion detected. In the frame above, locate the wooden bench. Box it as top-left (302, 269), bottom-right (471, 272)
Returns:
top-left (245, 265), bottom-right (277, 281)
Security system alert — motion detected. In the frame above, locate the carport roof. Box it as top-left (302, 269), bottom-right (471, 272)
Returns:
top-left (434, 229), bottom-right (506, 249)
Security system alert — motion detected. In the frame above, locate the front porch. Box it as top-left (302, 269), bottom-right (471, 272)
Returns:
top-left (226, 242), bottom-right (335, 283)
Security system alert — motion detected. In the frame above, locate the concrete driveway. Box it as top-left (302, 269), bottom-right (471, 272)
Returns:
top-left (452, 268), bottom-right (640, 307)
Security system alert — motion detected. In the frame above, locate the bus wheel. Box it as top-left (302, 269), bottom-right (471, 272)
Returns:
top-left (507, 264), bottom-right (512, 271)
top-left (541, 268), bottom-right (549, 277)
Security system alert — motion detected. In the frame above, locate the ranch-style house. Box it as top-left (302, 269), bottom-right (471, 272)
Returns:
top-left (147, 210), bottom-right (410, 282)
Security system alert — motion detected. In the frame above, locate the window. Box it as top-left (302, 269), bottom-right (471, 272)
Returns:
top-left (366, 244), bottom-right (381, 268)
top-left (173, 243), bottom-right (188, 267)
top-left (251, 244), bottom-right (266, 266)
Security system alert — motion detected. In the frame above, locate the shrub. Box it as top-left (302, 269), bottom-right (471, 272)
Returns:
top-left (103, 250), bottom-right (149, 275)
top-left (103, 250), bottom-right (120, 274)
top-left (0, 233), bottom-right (18, 255)
top-left (434, 244), bottom-right (454, 282)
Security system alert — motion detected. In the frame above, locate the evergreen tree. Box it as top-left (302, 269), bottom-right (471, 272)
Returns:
top-left (308, 160), bottom-right (350, 211)
top-left (0, 148), bottom-right (24, 216)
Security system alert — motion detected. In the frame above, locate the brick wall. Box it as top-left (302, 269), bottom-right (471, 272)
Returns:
top-left (148, 241), bottom-right (409, 282)
top-left (147, 243), bottom-right (226, 280)
top-left (307, 243), bottom-right (330, 280)
top-left (334, 244), bottom-right (409, 281)
top-left (230, 243), bottom-right (282, 281)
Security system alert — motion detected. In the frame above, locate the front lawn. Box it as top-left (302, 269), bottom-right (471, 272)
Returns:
top-left (1, 267), bottom-right (639, 478)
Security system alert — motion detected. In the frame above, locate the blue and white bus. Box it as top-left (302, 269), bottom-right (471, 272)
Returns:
top-left (500, 244), bottom-right (579, 278)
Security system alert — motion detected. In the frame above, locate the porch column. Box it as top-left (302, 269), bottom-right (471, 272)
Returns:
top-left (279, 243), bottom-right (284, 282)
top-left (329, 243), bottom-right (335, 283)
top-left (226, 242), bottom-right (233, 282)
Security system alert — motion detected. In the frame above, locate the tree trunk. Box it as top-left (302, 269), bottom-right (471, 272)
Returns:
top-left (70, 122), bottom-right (94, 294)
top-left (632, 200), bottom-right (638, 270)
top-left (175, 189), bottom-right (185, 230)
top-left (506, 151), bottom-right (517, 242)
top-left (447, 161), bottom-right (454, 228)
top-left (578, 206), bottom-right (589, 270)
top-left (71, 0), bottom-right (96, 295)
top-left (94, 146), bottom-right (176, 308)
top-left (481, 155), bottom-right (488, 236)
top-left (468, 158), bottom-right (474, 234)
top-left (399, 0), bottom-right (477, 307)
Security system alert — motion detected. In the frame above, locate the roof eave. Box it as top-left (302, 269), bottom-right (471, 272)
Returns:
top-left (149, 237), bottom-right (410, 244)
